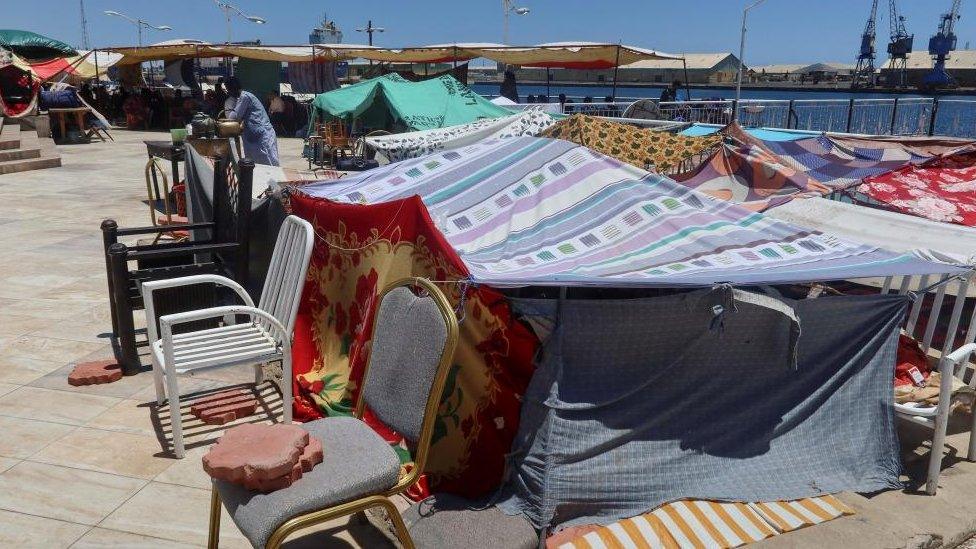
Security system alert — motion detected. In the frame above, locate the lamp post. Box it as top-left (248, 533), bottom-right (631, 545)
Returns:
top-left (104, 10), bottom-right (171, 86)
top-left (502, 0), bottom-right (530, 45)
top-left (355, 20), bottom-right (385, 47)
top-left (212, 0), bottom-right (266, 75)
top-left (734, 0), bottom-right (766, 120)
top-left (103, 10), bottom-right (171, 48)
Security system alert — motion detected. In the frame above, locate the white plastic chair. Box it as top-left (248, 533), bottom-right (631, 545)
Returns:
top-left (894, 342), bottom-right (976, 495)
top-left (142, 215), bottom-right (315, 458)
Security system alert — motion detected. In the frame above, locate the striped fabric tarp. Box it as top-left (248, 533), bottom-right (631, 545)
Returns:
top-left (297, 135), bottom-right (960, 287)
top-left (559, 495), bottom-right (853, 549)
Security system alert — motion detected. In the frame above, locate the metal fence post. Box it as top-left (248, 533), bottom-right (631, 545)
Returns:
top-left (101, 219), bottom-right (120, 336)
top-left (889, 97), bottom-right (899, 135)
top-left (928, 98), bottom-right (940, 136)
top-left (787, 99), bottom-right (795, 129)
top-left (846, 98), bottom-right (855, 133)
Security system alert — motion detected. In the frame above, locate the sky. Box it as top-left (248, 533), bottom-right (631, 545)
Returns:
top-left (4, 1), bottom-right (975, 66)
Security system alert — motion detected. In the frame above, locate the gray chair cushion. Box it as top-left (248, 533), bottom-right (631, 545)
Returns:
top-left (403, 493), bottom-right (539, 549)
top-left (216, 417), bottom-right (401, 548)
top-left (363, 286), bottom-right (449, 443)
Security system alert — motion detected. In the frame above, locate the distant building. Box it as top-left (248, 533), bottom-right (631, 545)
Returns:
top-left (750, 62), bottom-right (853, 83)
top-left (881, 50), bottom-right (976, 87)
top-left (512, 53), bottom-right (743, 85)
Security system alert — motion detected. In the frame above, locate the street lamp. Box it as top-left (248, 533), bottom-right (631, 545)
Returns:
top-left (103, 10), bottom-right (171, 47)
top-left (734, 0), bottom-right (766, 120)
top-left (355, 20), bottom-right (385, 47)
top-left (211, 1), bottom-right (266, 75)
top-left (213, 1), bottom-right (266, 44)
top-left (502, 0), bottom-right (530, 45)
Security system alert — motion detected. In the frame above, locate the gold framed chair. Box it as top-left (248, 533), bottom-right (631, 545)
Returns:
top-left (207, 277), bottom-right (460, 549)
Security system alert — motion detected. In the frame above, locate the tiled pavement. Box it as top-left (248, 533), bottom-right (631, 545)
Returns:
top-left (0, 131), bottom-right (395, 548)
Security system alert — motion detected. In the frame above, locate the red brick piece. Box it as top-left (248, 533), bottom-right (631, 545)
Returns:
top-left (203, 424), bottom-right (309, 488)
top-left (190, 388), bottom-right (259, 425)
top-left (299, 437), bottom-right (323, 472)
top-left (68, 360), bottom-right (123, 386)
top-left (249, 461), bottom-right (304, 492)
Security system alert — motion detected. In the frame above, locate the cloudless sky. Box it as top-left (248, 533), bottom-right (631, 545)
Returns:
top-left (4, 1), bottom-right (975, 65)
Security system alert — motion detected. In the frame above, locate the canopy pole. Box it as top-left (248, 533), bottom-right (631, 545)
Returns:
top-left (312, 45), bottom-right (320, 94)
top-left (611, 44), bottom-right (620, 100)
top-left (93, 48), bottom-right (99, 86)
top-left (546, 68), bottom-right (551, 99)
top-left (682, 57), bottom-right (691, 100)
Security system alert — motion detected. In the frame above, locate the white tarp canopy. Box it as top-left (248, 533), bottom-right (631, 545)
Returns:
top-left (767, 197), bottom-right (976, 265)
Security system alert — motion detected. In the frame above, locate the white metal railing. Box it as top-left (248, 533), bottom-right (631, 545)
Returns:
top-left (506, 96), bottom-right (971, 138)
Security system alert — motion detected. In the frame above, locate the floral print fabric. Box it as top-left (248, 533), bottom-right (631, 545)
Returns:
top-left (857, 146), bottom-right (976, 226)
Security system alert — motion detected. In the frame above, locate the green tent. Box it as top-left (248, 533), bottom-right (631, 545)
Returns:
top-left (309, 73), bottom-right (512, 132)
top-left (0, 30), bottom-right (77, 60)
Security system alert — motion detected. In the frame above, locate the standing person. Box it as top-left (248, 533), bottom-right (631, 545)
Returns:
top-left (499, 68), bottom-right (520, 104)
top-left (213, 77), bottom-right (228, 114)
top-left (224, 77), bottom-right (280, 166)
top-left (267, 91), bottom-right (287, 135)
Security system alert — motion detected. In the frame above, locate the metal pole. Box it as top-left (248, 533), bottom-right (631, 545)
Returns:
top-left (787, 99), bottom-right (795, 128)
top-left (503, 0), bottom-right (510, 44)
top-left (929, 97), bottom-right (940, 136)
top-left (611, 44), bottom-right (620, 100)
top-left (846, 97), bottom-right (855, 132)
top-left (682, 57), bottom-right (691, 100)
top-left (889, 96), bottom-right (899, 135)
top-left (735, 0), bottom-right (766, 121)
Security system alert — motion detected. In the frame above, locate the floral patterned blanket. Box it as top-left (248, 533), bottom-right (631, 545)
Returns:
top-left (287, 192), bottom-right (539, 499)
top-left (856, 145), bottom-right (976, 226)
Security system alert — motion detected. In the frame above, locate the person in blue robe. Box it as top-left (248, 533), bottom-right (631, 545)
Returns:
top-left (224, 77), bottom-right (280, 166)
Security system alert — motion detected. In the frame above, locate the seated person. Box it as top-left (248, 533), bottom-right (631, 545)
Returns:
top-left (123, 89), bottom-right (150, 130)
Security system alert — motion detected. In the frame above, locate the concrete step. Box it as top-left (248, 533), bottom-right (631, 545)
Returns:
top-left (0, 124), bottom-right (21, 151)
top-left (0, 146), bottom-right (41, 162)
top-left (0, 151), bottom-right (61, 175)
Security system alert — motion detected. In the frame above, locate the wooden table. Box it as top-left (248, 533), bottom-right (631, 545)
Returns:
top-left (48, 107), bottom-right (109, 143)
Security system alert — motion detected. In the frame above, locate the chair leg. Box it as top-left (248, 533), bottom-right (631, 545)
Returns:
top-left (167, 373), bottom-right (185, 459)
top-left (927, 410), bottom-right (950, 495)
top-left (376, 497), bottom-right (415, 549)
top-left (282, 351), bottom-right (292, 424)
top-left (152, 357), bottom-right (165, 406)
top-left (969, 402), bottom-right (976, 460)
top-left (208, 487), bottom-right (222, 549)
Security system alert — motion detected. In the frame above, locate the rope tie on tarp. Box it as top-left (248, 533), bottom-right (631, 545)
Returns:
top-left (707, 284), bottom-right (801, 371)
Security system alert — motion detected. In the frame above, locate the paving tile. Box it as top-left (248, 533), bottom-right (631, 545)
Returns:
top-left (83, 399), bottom-right (162, 438)
top-left (0, 382), bottom-right (19, 397)
top-left (0, 386), bottom-right (120, 425)
top-left (1, 334), bottom-right (105, 363)
top-left (71, 528), bottom-right (199, 548)
top-left (0, 509), bottom-right (90, 549)
top-left (0, 415), bottom-right (77, 459)
top-left (0, 298), bottom-right (99, 322)
top-left (29, 362), bottom-right (151, 400)
top-left (31, 427), bottom-right (174, 480)
top-left (153, 445), bottom-right (213, 490)
top-left (0, 354), bottom-right (64, 384)
top-left (0, 456), bottom-right (19, 473)
top-left (0, 461), bottom-right (146, 525)
top-left (26, 317), bottom-right (112, 344)
top-left (100, 482), bottom-right (250, 547)
top-left (0, 313), bottom-right (55, 337)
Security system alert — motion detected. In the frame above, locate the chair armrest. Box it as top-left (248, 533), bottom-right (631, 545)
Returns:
top-left (158, 306), bottom-right (289, 360)
top-left (944, 343), bottom-right (976, 365)
top-left (142, 275), bottom-right (255, 345)
top-left (126, 242), bottom-right (239, 261)
top-left (116, 222), bottom-right (214, 237)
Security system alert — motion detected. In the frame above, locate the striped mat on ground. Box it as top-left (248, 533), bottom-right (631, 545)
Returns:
top-left (555, 495), bottom-right (854, 549)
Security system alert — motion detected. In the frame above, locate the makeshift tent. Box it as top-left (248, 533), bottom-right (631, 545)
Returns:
top-left (0, 29), bottom-right (76, 59)
top-left (365, 109), bottom-right (557, 163)
top-left (309, 73), bottom-right (512, 131)
top-left (675, 142), bottom-right (830, 211)
top-left (855, 145), bottom-right (976, 226)
top-left (497, 289), bottom-right (908, 530)
top-left (540, 114), bottom-right (721, 174)
top-left (728, 124), bottom-right (919, 189)
top-left (286, 134), bottom-right (960, 522)
top-left (474, 42), bottom-right (680, 69)
top-left (681, 123), bottom-right (813, 142)
top-left (767, 197), bottom-right (976, 264)
top-left (296, 135), bottom-right (959, 289)
top-left (826, 134), bottom-right (974, 159)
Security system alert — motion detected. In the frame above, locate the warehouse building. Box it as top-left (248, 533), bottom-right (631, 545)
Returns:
top-left (881, 50), bottom-right (976, 87)
top-left (513, 52), bottom-right (743, 84)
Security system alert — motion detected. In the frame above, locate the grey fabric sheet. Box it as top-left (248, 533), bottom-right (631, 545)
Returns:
top-left (216, 416), bottom-right (400, 548)
top-left (403, 493), bottom-right (539, 549)
top-left (363, 287), bottom-right (449, 443)
top-left (184, 144), bottom-right (287, 298)
top-left (497, 289), bottom-right (907, 531)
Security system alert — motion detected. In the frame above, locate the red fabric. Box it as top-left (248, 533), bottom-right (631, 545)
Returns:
top-left (858, 146), bottom-right (976, 226)
top-left (894, 334), bottom-right (933, 387)
top-left (287, 192), bottom-right (539, 500)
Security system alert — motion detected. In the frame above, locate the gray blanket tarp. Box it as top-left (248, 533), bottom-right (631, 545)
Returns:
top-left (184, 144), bottom-right (287, 297)
top-left (497, 289), bottom-right (907, 531)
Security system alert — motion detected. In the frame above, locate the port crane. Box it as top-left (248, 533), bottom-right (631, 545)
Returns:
top-left (851, 0), bottom-right (879, 89)
top-left (923, 0), bottom-right (963, 90)
top-left (886, 0), bottom-right (913, 87)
